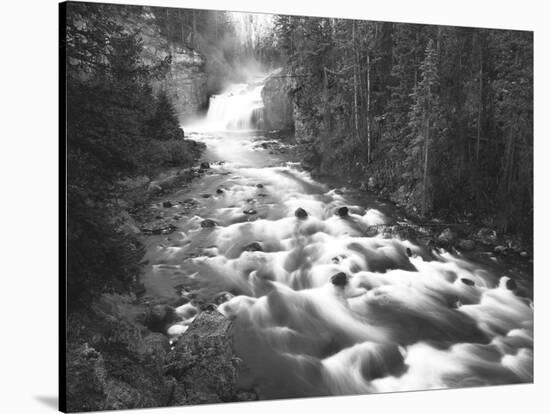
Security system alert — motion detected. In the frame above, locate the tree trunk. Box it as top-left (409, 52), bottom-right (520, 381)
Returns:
top-left (367, 53), bottom-right (371, 163)
top-left (476, 41), bottom-right (483, 164)
top-left (423, 116), bottom-right (430, 213)
top-left (352, 21), bottom-right (360, 142)
top-left (192, 11), bottom-right (197, 48)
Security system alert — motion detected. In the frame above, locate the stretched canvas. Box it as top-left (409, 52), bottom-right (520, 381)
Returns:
top-left (60, 1), bottom-right (533, 412)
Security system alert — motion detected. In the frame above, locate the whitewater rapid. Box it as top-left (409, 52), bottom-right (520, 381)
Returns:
top-left (142, 76), bottom-right (533, 399)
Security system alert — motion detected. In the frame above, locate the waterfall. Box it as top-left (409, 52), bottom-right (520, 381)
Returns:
top-left (206, 81), bottom-right (265, 130)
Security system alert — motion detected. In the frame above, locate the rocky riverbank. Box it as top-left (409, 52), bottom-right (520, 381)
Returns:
top-left (66, 143), bottom-right (260, 412)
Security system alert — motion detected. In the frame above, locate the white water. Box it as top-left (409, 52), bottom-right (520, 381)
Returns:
top-left (147, 76), bottom-right (533, 399)
top-left (197, 73), bottom-right (271, 132)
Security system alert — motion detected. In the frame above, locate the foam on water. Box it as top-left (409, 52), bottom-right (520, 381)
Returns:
top-left (147, 77), bottom-right (533, 399)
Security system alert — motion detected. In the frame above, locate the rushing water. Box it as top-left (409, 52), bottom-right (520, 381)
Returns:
top-left (142, 75), bottom-right (533, 399)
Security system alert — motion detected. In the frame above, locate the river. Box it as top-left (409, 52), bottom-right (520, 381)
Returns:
top-left (139, 73), bottom-right (533, 399)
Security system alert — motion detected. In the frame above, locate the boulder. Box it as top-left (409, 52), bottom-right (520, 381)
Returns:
top-left (457, 239), bottom-right (476, 251)
top-left (461, 278), bottom-right (475, 287)
top-left (330, 272), bottom-right (348, 287)
top-left (477, 228), bottom-right (497, 245)
top-left (164, 311), bottom-right (238, 405)
top-left (368, 176), bottom-right (377, 191)
top-left (494, 245), bottom-right (507, 254)
top-left (438, 228), bottom-right (457, 244)
top-left (201, 219), bottom-right (217, 228)
top-left (336, 206), bottom-right (349, 217)
top-left (244, 242), bottom-right (263, 252)
top-left (506, 278), bottom-right (517, 291)
top-left (295, 208), bottom-right (308, 219)
top-left (145, 305), bottom-right (177, 333)
top-left (200, 161), bottom-right (210, 170)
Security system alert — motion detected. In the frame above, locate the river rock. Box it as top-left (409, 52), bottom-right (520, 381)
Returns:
top-left (244, 242), bottom-right (263, 252)
top-left (295, 208), bottom-right (308, 219)
top-left (145, 305), bottom-right (177, 333)
top-left (461, 278), bottom-right (475, 287)
top-left (164, 310), bottom-right (238, 405)
top-left (506, 278), bottom-right (517, 291)
top-left (477, 228), bottom-right (497, 244)
top-left (457, 239), bottom-right (476, 251)
top-left (494, 245), bottom-right (507, 254)
top-left (213, 292), bottom-right (234, 305)
top-left (330, 272), bottom-right (348, 287)
top-left (438, 228), bottom-right (457, 244)
top-left (201, 219), bottom-right (217, 228)
top-left (336, 206), bottom-right (349, 217)
top-left (368, 176), bottom-right (377, 190)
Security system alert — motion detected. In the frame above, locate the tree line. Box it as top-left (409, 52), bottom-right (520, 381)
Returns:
top-left (64, 3), bottom-right (211, 308)
top-left (273, 16), bottom-right (533, 237)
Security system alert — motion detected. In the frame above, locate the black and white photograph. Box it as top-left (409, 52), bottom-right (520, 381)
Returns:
top-left (56, 0), bottom-right (537, 412)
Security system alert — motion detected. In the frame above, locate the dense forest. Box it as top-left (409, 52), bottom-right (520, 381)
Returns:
top-left (64, 2), bottom-right (249, 307)
top-left (272, 17), bottom-right (532, 238)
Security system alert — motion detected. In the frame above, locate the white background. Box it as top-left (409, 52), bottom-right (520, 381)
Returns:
top-left (1, 0), bottom-right (548, 412)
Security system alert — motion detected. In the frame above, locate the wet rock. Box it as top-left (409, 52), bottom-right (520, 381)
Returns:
top-left (406, 248), bottom-right (412, 257)
top-left (141, 220), bottom-right (177, 235)
top-left (334, 189), bottom-right (344, 195)
top-left (243, 209), bottom-right (257, 215)
top-left (368, 176), bottom-right (377, 191)
top-left (164, 311), bottom-right (238, 405)
top-left (494, 245), bottom-right (507, 254)
top-left (216, 188), bottom-right (224, 194)
top-left (201, 194), bottom-right (211, 198)
top-left (295, 208), bottom-right (308, 219)
top-left (506, 278), bottom-right (517, 291)
top-left (456, 239), bottom-right (475, 251)
top-left (200, 161), bottom-right (210, 170)
top-left (258, 193), bottom-right (268, 197)
top-left (256, 183), bottom-right (264, 188)
top-left (330, 272), bottom-right (348, 287)
top-left (145, 305), bottom-right (177, 333)
top-left (336, 206), bottom-right (349, 217)
top-left (461, 278), bottom-right (475, 287)
top-left (200, 219), bottom-right (217, 228)
top-left (244, 242), bottom-right (263, 252)
top-left (477, 228), bottom-right (497, 244)
top-left (162, 201), bottom-right (173, 208)
top-left (438, 228), bottom-right (457, 244)
top-left (214, 292), bottom-right (234, 305)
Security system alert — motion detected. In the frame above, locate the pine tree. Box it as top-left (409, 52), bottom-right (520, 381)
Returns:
top-left (406, 39), bottom-right (445, 214)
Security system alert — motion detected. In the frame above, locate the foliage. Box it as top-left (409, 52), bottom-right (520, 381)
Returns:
top-left (65, 3), bottom-right (199, 308)
top-left (275, 19), bottom-right (533, 237)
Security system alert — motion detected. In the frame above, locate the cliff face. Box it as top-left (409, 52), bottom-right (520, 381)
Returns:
top-left (121, 9), bottom-right (208, 122)
top-left (261, 69), bottom-right (294, 132)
